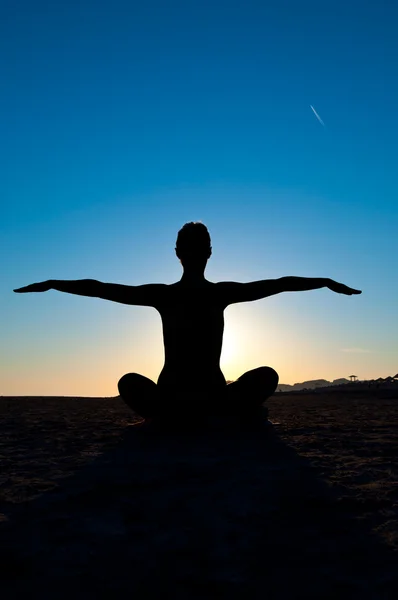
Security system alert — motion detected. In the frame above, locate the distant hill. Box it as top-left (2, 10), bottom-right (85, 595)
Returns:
top-left (277, 378), bottom-right (351, 392)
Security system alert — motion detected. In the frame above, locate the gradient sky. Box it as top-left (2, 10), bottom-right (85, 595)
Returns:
top-left (1, 0), bottom-right (397, 396)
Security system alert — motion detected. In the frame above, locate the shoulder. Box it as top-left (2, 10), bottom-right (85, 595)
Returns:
top-left (215, 281), bottom-right (240, 293)
top-left (214, 281), bottom-right (243, 306)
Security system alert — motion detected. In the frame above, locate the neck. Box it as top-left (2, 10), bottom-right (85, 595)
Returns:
top-left (178, 257), bottom-right (209, 283)
top-left (180, 270), bottom-right (206, 283)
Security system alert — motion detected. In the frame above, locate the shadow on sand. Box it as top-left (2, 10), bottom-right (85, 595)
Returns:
top-left (1, 419), bottom-right (397, 599)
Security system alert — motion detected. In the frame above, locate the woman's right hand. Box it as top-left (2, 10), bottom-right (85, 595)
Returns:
top-left (327, 279), bottom-right (362, 295)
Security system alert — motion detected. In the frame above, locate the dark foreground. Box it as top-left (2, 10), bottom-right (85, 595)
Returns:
top-left (0, 392), bottom-right (397, 599)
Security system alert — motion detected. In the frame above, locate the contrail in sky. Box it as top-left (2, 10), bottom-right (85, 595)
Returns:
top-left (310, 105), bottom-right (325, 127)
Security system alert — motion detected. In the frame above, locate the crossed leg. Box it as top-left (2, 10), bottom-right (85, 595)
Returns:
top-left (118, 373), bottom-right (159, 418)
top-left (118, 366), bottom-right (279, 419)
top-left (224, 366), bottom-right (279, 414)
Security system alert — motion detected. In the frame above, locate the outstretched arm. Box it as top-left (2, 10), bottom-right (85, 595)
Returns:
top-left (218, 277), bottom-right (362, 305)
top-left (14, 279), bottom-right (166, 307)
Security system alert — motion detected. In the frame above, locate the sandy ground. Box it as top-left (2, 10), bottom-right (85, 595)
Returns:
top-left (0, 391), bottom-right (397, 599)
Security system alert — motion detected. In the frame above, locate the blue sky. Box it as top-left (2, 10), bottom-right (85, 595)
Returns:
top-left (1, 0), bottom-right (397, 395)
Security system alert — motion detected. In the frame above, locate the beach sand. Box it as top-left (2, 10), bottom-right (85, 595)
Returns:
top-left (1, 391), bottom-right (397, 598)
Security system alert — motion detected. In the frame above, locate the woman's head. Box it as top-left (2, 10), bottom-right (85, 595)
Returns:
top-left (175, 222), bottom-right (212, 264)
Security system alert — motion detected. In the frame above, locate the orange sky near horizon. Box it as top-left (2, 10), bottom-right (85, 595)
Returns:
top-left (3, 289), bottom-right (395, 397)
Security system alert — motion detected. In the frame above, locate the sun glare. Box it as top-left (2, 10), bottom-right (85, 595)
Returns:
top-left (220, 323), bottom-right (243, 380)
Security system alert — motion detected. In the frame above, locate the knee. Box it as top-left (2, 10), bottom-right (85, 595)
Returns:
top-left (254, 366), bottom-right (279, 385)
top-left (237, 366), bottom-right (279, 393)
top-left (117, 373), bottom-right (141, 396)
top-left (117, 372), bottom-right (157, 398)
